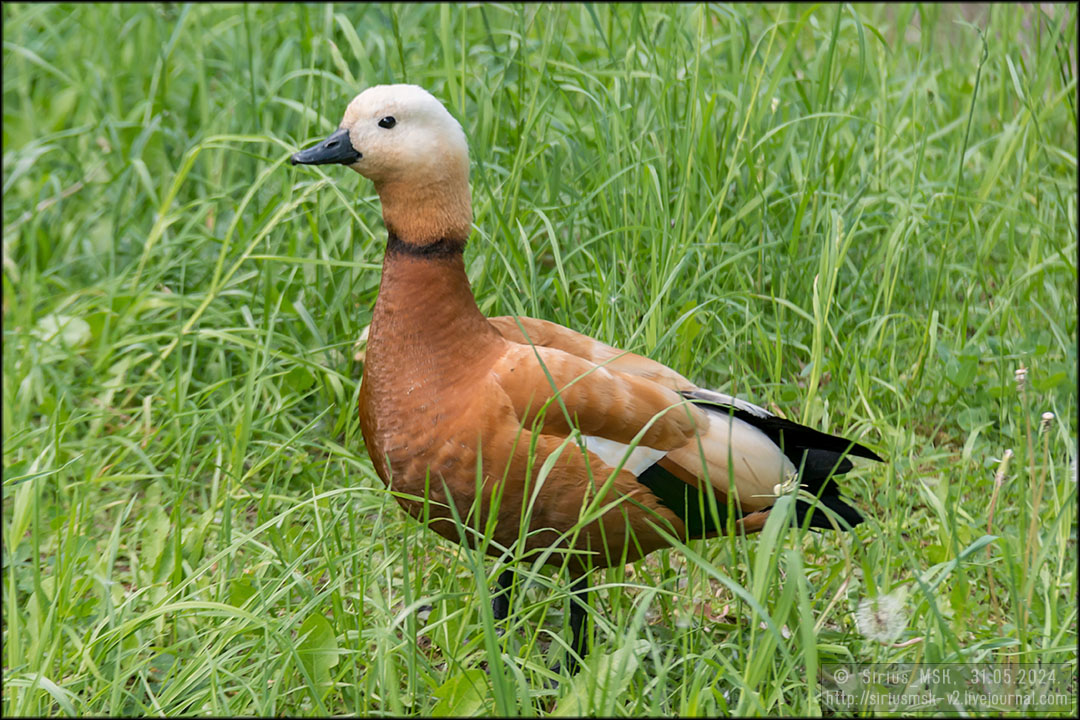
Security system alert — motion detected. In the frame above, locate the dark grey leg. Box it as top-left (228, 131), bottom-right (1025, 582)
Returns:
top-left (563, 575), bottom-right (591, 675)
top-left (491, 568), bottom-right (514, 622)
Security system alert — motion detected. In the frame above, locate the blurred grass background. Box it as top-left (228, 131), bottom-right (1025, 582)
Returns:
top-left (3, 2), bottom-right (1076, 715)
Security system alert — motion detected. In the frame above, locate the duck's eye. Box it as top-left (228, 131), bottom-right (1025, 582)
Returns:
top-left (378, 116), bottom-right (396, 129)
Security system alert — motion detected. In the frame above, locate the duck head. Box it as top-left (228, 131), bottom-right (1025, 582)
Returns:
top-left (291, 84), bottom-right (472, 246)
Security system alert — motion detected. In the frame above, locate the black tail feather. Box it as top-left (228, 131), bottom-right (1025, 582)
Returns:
top-left (795, 448), bottom-right (853, 485)
top-left (683, 393), bottom-right (882, 462)
top-left (684, 396), bottom-right (882, 471)
top-left (684, 392), bottom-right (881, 531)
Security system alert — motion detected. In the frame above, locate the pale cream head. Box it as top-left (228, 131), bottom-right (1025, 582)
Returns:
top-left (338, 84), bottom-right (472, 244)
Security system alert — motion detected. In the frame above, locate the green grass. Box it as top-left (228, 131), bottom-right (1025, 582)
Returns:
top-left (3, 2), bottom-right (1076, 716)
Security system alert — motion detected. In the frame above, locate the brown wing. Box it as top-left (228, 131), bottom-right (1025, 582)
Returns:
top-left (488, 315), bottom-right (798, 512)
top-left (488, 316), bottom-right (696, 392)
top-left (489, 341), bottom-right (707, 451)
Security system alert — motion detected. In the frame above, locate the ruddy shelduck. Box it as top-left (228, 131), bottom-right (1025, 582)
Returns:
top-left (291, 84), bottom-right (882, 676)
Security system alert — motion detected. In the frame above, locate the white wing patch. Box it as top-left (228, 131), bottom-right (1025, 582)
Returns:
top-left (583, 435), bottom-right (667, 476)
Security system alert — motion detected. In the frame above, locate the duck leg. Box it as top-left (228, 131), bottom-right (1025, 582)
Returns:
top-left (492, 569), bottom-right (591, 678)
top-left (491, 568), bottom-right (514, 622)
top-left (562, 575), bottom-right (591, 676)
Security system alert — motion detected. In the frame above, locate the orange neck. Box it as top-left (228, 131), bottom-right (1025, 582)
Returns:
top-left (364, 237), bottom-right (501, 387)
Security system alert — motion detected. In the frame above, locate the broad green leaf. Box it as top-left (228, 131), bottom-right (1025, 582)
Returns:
top-left (297, 614), bottom-right (339, 685)
top-left (431, 668), bottom-right (488, 717)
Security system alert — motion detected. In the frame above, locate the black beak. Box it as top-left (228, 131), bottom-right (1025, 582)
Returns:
top-left (290, 128), bottom-right (361, 166)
